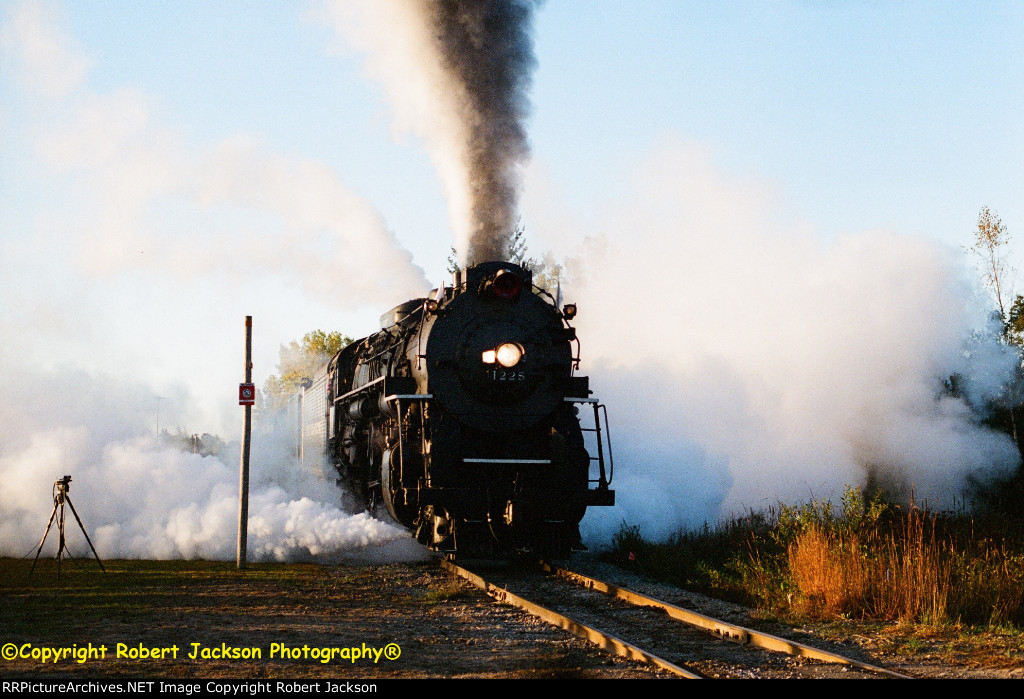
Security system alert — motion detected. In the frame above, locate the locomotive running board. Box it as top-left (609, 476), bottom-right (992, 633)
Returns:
top-left (463, 458), bottom-right (552, 464)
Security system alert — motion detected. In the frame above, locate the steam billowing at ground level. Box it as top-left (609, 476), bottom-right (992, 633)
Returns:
top-left (0, 361), bottom-right (426, 563)
top-left (554, 137), bottom-right (1021, 543)
top-left (0, 1), bottom-right (432, 563)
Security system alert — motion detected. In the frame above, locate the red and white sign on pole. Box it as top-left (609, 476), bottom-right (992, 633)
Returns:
top-left (239, 383), bottom-right (255, 406)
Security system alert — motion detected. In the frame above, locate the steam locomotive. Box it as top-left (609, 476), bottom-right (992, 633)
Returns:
top-left (295, 261), bottom-right (614, 558)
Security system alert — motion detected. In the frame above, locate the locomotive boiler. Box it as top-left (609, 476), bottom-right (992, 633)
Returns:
top-left (295, 261), bottom-right (614, 558)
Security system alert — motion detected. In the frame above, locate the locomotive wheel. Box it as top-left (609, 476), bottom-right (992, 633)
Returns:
top-left (380, 447), bottom-right (417, 528)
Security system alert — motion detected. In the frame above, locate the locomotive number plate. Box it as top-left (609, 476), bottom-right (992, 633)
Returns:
top-left (490, 370), bottom-right (526, 382)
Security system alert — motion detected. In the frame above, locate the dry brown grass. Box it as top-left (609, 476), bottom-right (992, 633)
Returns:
top-left (612, 487), bottom-right (1024, 630)
top-left (787, 526), bottom-right (868, 617)
top-left (785, 506), bottom-right (1023, 626)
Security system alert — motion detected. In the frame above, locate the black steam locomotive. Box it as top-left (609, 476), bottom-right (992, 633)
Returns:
top-left (295, 261), bottom-right (614, 558)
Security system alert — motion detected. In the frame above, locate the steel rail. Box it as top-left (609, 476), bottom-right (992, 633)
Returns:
top-left (541, 562), bottom-right (914, 680)
top-left (441, 559), bottom-right (702, 678)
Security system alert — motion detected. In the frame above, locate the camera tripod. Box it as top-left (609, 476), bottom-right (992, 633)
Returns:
top-left (30, 476), bottom-right (105, 580)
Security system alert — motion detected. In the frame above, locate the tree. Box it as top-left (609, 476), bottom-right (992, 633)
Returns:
top-left (526, 251), bottom-right (564, 297)
top-left (967, 206), bottom-right (1021, 447)
top-left (446, 246), bottom-right (462, 275)
top-left (508, 221), bottom-right (528, 265)
top-left (263, 330), bottom-right (353, 413)
top-left (448, 222), bottom-right (527, 273)
top-left (969, 205), bottom-right (1014, 327)
top-left (1008, 295), bottom-right (1024, 347)
top-left (447, 221), bottom-right (564, 295)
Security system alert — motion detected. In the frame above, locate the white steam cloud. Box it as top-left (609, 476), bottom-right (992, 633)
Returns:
top-left (0, 2), bottom-right (428, 560)
top-left (554, 137), bottom-right (1021, 542)
top-left (5, 3), bottom-right (1017, 555)
top-left (0, 363), bottom-right (421, 562)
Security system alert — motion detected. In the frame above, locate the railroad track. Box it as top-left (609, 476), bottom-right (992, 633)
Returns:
top-left (442, 557), bottom-right (914, 679)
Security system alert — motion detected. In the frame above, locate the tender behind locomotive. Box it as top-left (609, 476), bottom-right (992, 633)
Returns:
top-left (296, 261), bottom-right (614, 558)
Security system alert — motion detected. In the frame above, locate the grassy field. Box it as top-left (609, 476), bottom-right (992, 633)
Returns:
top-left (0, 558), bottom-right (342, 676)
top-left (1, 558), bottom-right (303, 635)
top-left (607, 487), bottom-right (1024, 631)
top-left (0, 558), bottom-right (423, 678)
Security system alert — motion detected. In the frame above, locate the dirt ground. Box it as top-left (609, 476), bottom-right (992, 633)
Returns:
top-left (0, 557), bottom-right (670, 679)
top-left (1, 556), bottom-right (1020, 680)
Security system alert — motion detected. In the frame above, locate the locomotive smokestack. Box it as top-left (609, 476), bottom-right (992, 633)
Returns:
top-left (429, 0), bottom-right (538, 263)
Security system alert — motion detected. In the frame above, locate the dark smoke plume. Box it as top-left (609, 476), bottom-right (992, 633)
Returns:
top-left (428, 0), bottom-right (538, 262)
top-left (325, 0), bottom-right (538, 263)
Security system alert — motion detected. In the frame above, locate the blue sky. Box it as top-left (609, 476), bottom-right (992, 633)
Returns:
top-left (2, 0), bottom-right (1022, 482)
top-left (27, 1), bottom-right (1024, 261)
top-left (528, 1), bottom-right (1024, 245)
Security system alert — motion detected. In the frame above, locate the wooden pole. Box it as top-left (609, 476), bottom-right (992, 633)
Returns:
top-left (237, 315), bottom-right (252, 570)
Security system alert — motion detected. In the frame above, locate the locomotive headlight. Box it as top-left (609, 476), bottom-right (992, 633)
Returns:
top-left (491, 270), bottom-right (522, 300)
top-left (496, 342), bottom-right (523, 367)
top-left (481, 349), bottom-right (497, 364)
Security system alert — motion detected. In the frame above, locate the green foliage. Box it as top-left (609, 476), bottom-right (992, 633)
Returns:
top-left (1008, 295), bottom-right (1024, 346)
top-left (606, 487), bottom-right (1024, 629)
top-left (507, 222), bottom-right (528, 266)
top-left (969, 205), bottom-right (1014, 325)
top-left (422, 580), bottom-right (474, 604)
top-left (446, 247), bottom-right (461, 275)
top-left (963, 206), bottom-right (1024, 448)
top-left (301, 329), bottom-right (350, 360)
top-left (447, 222), bottom-right (564, 295)
top-left (609, 518), bottom-right (761, 605)
top-left (527, 253), bottom-right (564, 297)
top-left (507, 221), bottom-right (563, 295)
top-left (840, 485), bottom-right (887, 531)
top-left (163, 428), bottom-right (230, 462)
top-left (263, 330), bottom-right (353, 413)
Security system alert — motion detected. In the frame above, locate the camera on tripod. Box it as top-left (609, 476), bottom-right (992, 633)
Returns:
top-left (32, 473), bottom-right (104, 579)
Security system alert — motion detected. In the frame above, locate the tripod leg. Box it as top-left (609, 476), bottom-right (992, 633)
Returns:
top-left (29, 502), bottom-right (60, 576)
top-left (64, 496), bottom-right (105, 573)
top-left (57, 502), bottom-right (65, 583)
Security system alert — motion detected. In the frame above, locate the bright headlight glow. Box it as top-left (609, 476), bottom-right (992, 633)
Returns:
top-left (481, 349), bottom-right (497, 364)
top-left (496, 343), bottom-right (523, 367)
